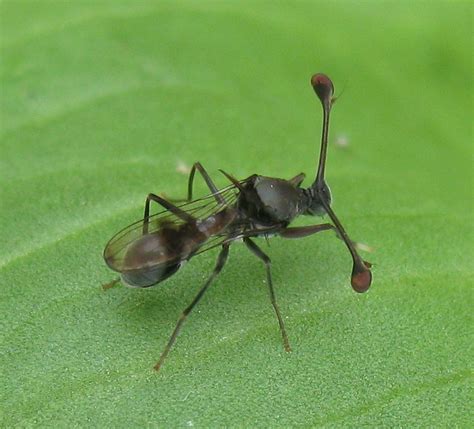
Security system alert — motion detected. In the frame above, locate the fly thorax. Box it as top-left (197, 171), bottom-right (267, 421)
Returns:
top-left (253, 176), bottom-right (302, 223)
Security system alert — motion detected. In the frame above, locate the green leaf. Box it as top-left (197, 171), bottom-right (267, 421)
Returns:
top-left (1, 1), bottom-right (472, 427)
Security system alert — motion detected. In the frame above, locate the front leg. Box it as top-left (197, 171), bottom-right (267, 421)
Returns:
top-left (279, 223), bottom-right (335, 238)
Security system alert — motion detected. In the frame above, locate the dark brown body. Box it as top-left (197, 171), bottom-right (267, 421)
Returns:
top-left (103, 73), bottom-right (372, 372)
top-left (104, 174), bottom-right (311, 288)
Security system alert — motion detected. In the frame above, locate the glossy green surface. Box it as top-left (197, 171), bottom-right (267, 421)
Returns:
top-left (1, 1), bottom-right (472, 427)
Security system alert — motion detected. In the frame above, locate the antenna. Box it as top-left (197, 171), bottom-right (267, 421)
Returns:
top-left (311, 73), bottom-right (372, 292)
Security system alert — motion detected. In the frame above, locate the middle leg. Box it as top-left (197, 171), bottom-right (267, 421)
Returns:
top-left (243, 237), bottom-right (291, 353)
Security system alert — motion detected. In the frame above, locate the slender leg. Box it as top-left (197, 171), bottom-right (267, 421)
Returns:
top-left (187, 162), bottom-right (226, 204)
top-left (279, 223), bottom-right (335, 239)
top-left (143, 193), bottom-right (194, 233)
top-left (280, 223), bottom-right (364, 250)
top-left (154, 244), bottom-right (230, 372)
top-left (243, 237), bottom-right (291, 353)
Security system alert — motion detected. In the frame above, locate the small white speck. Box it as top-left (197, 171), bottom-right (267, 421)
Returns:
top-left (186, 421), bottom-right (194, 427)
top-left (176, 160), bottom-right (191, 175)
top-left (355, 242), bottom-right (374, 252)
top-left (334, 134), bottom-right (349, 148)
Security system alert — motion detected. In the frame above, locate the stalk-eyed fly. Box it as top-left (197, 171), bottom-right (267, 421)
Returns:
top-left (103, 73), bottom-right (372, 372)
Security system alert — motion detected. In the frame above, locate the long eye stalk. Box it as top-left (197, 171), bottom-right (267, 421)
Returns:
top-left (310, 73), bottom-right (372, 292)
top-left (311, 73), bottom-right (333, 187)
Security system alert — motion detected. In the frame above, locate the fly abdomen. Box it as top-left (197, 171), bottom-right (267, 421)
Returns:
top-left (120, 231), bottom-right (184, 287)
top-left (116, 208), bottom-right (236, 288)
top-left (119, 223), bottom-right (201, 287)
top-left (121, 262), bottom-right (181, 288)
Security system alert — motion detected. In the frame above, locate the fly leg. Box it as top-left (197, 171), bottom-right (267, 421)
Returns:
top-left (102, 277), bottom-right (121, 291)
top-left (164, 162), bottom-right (226, 204)
top-left (279, 223), bottom-right (335, 238)
top-left (143, 193), bottom-right (194, 234)
top-left (154, 243), bottom-right (230, 372)
top-left (280, 223), bottom-right (366, 250)
top-left (186, 162), bottom-right (226, 204)
top-left (243, 237), bottom-right (291, 353)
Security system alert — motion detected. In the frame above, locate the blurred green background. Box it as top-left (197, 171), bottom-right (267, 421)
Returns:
top-left (1, 1), bottom-right (472, 427)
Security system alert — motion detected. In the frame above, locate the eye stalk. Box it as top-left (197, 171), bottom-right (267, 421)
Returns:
top-left (309, 73), bottom-right (372, 293)
top-left (311, 73), bottom-right (334, 189)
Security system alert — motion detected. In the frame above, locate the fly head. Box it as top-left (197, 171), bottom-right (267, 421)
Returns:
top-left (306, 73), bottom-right (372, 292)
top-left (305, 180), bottom-right (332, 216)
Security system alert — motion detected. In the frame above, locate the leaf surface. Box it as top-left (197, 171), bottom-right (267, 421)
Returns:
top-left (1, 1), bottom-right (472, 427)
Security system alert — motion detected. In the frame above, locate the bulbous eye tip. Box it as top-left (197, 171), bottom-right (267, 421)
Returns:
top-left (310, 73), bottom-right (331, 87)
top-left (351, 268), bottom-right (372, 293)
top-left (310, 73), bottom-right (334, 102)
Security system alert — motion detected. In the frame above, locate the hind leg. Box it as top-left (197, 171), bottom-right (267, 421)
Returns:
top-left (154, 243), bottom-right (230, 372)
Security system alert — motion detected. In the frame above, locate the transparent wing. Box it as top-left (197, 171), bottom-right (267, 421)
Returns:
top-left (104, 183), bottom-right (245, 272)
